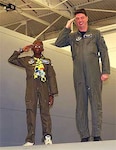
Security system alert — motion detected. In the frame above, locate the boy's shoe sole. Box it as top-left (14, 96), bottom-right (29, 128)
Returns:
top-left (23, 142), bottom-right (34, 146)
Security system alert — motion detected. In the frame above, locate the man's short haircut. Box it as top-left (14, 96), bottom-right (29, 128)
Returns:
top-left (74, 8), bottom-right (87, 16)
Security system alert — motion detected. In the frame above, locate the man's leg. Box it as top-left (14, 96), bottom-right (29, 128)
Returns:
top-left (89, 83), bottom-right (102, 141)
top-left (24, 97), bottom-right (38, 145)
top-left (75, 83), bottom-right (90, 141)
top-left (39, 92), bottom-right (52, 144)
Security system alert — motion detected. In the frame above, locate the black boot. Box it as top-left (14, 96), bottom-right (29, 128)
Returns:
top-left (81, 137), bottom-right (89, 142)
top-left (94, 136), bottom-right (102, 141)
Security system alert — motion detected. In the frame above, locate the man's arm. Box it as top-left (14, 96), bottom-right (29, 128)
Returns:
top-left (8, 50), bottom-right (24, 67)
top-left (8, 44), bottom-right (33, 67)
top-left (96, 31), bottom-right (110, 81)
top-left (47, 63), bottom-right (58, 107)
top-left (55, 18), bottom-right (75, 47)
top-left (47, 64), bottom-right (58, 95)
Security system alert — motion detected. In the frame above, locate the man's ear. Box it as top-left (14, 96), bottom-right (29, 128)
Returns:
top-left (86, 16), bottom-right (88, 22)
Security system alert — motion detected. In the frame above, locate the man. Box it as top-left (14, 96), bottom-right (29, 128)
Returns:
top-left (55, 9), bottom-right (110, 142)
top-left (8, 39), bottom-right (58, 146)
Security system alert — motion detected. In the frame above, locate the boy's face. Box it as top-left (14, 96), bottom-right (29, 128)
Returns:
top-left (32, 41), bottom-right (44, 54)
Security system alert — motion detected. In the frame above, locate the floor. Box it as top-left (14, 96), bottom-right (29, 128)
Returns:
top-left (0, 140), bottom-right (116, 150)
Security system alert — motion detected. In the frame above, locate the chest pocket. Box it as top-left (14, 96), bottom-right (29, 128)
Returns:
top-left (70, 33), bottom-right (98, 60)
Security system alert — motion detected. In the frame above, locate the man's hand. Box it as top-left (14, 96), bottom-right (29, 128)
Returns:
top-left (101, 74), bottom-right (109, 81)
top-left (49, 95), bottom-right (54, 107)
top-left (66, 18), bottom-right (75, 29)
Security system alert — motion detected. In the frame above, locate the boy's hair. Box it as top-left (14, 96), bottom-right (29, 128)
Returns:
top-left (74, 8), bottom-right (87, 16)
top-left (33, 39), bottom-right (43, 45)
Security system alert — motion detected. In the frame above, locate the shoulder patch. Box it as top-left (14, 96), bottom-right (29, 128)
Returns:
top-left (40, 58), bottom-right (51, 64)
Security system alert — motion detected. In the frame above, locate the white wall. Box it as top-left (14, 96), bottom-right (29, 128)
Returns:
top-left (103, 31), bottom-right (116, 69)
top-left (0, 26), bottom-right (116, 146)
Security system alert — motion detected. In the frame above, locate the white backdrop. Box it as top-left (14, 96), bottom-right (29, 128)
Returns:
top-left (0, 26), bottom-right (116, 146)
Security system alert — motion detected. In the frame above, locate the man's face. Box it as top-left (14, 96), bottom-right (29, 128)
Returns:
top-left (32, 41), bottom-right (44, 54)
top-left (75, 13), bottom-right (88, 28)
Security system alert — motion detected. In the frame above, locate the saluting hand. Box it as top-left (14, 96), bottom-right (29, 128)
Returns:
top-left (66, 18), bottom-right (75, 29)
top-left (22, 44), bottom-right (33, 52)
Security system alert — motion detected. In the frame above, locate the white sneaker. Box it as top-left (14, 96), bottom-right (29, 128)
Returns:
top-left (44, 135), bottom-right (52, 145)
top-left (23, 142), bottom-right (34, 146)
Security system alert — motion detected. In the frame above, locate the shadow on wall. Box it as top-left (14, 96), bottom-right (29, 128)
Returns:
top-left (0, 26), bottom-right (116, 146)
